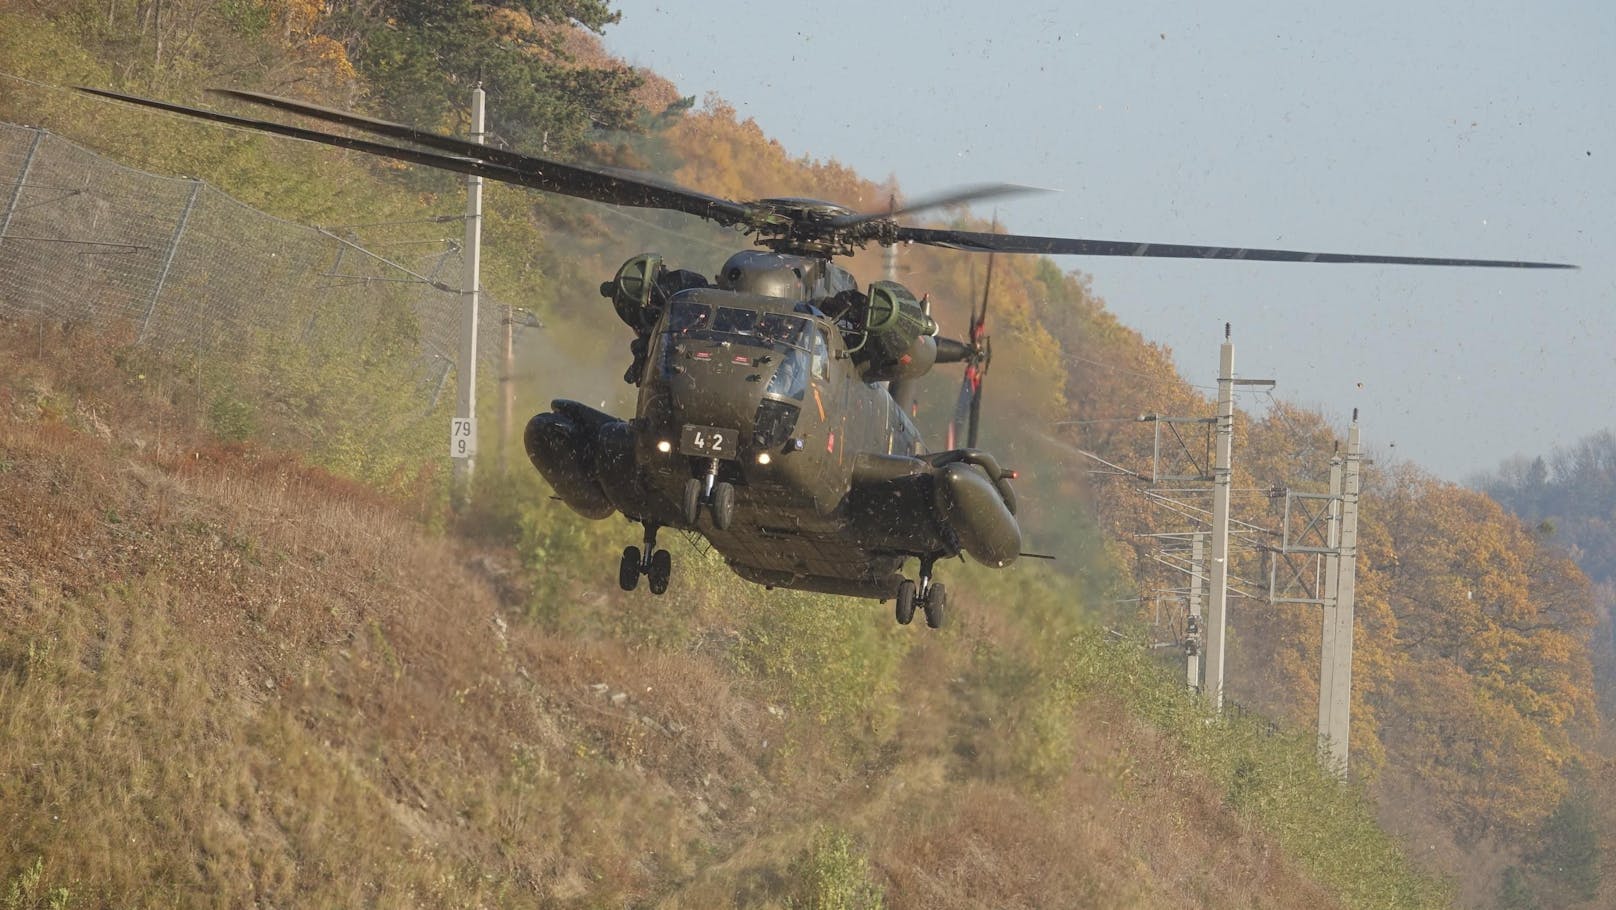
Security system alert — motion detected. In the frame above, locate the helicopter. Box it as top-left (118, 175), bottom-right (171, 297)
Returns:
top-left (80, 86), bottom-right (1575, 628)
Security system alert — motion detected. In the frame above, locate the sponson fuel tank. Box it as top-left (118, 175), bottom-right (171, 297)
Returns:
top-left (523, 400), bottom-right (618, 520)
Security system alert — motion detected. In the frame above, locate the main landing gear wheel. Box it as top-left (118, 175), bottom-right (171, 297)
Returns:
top-left (893, 555), bottom-right (946, 629)
top-left (711, 481), bottom-right (736, 531)
top-left (895, 580), bottom-right (917, 625)
top-left (619, 546), bottom-right (641, 592)
top-left (648, 548), bottom-right (672, 595)
top-left (682, 478), bottom-right (702, 527)
top-left (923, 582), bottom-right (947, 629)
top-left (621, 523), bottom-right (672, 595)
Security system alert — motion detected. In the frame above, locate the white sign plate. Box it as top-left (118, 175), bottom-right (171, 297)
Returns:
top-left (450, 417), bottom-right (476, 459)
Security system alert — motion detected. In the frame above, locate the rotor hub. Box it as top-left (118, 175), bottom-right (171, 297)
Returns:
top-left (745, 197), bottom-right (894, 256)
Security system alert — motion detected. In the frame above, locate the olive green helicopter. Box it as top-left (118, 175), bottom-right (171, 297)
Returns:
top-left (81, 86), bottom-right (1575, 628)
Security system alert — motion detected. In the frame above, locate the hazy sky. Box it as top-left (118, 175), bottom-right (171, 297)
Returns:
top-left (600, 1), bottom-right (1612, 482)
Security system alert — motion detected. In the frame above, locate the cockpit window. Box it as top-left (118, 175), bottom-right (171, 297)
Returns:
top-left (689, 306), bottom-right (811, 351)
top-left (757, 313), bottom-right (808, 348)
top-left (713, 307), bottom-right (758, 335)
top-left (667, 297), bottom-right (711, 334)
top-left (665, 299), bottom-right (812, 362)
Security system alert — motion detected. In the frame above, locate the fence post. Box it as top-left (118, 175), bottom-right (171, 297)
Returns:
top-left (139, 178), bottom-right (203, 343)
top-left (0, 127), bottom-right (46, 250)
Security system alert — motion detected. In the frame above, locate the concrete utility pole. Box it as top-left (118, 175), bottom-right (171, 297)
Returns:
top-left (1322, 415), bottom-right (1362, 775)
top-left (452, 84), bottom-right (486, 509)
top-left (1096, 328), bottom-right (1268, 701)
top-left (1204, 326), bottom-right (1236, 709)
top-left (1317, 451), bottom-right (1344, 756)
top-left (1188, 531), bottom-right (1206, 692)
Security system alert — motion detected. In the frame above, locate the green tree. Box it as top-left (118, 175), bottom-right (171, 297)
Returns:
top-left (1529, 785), bottom-right (1602, 903)
top-left (326, 0), bottom-right (642, 155)
top-left (1496, 866), bottom-right (1539, 910)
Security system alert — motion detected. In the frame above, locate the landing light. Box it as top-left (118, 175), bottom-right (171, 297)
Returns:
top-left (656, 439), bottom-right (672, 454)
top-left (756, 452), bottom-right (772, 466)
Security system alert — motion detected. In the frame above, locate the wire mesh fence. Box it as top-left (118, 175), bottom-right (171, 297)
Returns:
top-left (0, 120), bottom-right (503, 387)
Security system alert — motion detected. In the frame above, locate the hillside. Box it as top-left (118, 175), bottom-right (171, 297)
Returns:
top-left (0, 324), bottom-right (1432, 906)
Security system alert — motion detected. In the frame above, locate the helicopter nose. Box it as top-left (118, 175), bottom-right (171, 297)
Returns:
top-left (667, 343), bottom-right (768, 445)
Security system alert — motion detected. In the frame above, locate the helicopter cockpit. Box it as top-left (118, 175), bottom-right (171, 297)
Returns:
top-left (660, 295), bottom-right (830, 399)
top-left (650, 292), bottom-right (838, 456)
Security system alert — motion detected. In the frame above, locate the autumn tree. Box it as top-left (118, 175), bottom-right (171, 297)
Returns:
top-left (1364, 468), bottom-right (1598, 840)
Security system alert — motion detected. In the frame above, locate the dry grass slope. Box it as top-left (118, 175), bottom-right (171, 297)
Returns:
top-left (0, 321), bottom-right (1409, 907)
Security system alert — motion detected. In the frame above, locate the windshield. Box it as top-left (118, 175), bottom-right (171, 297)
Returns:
top-left (666, 297), bottom-right (809, 353)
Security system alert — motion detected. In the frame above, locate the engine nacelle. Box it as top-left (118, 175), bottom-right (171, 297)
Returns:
top-left (853, 281), bottom-right (939, 382)
top-left (601, 253), bottom-right (662, 332)
top-left (933, 461), bottom-right (1020, 568)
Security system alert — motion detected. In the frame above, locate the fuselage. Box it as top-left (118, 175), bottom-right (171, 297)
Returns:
top-left (527, 244), bottom-right (1020, 601)
top-left (615, 285), bottom-right (927, 587)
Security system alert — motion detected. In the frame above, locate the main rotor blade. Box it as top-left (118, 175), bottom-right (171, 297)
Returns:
top-left (216, 89), bottom-right (747, 219)
top-left (78, 87), bottom-right (753, 226)
top-left (895, 225), bottom-right (1577, 269)
top-left (830, 183), bottom-right (1047, 229)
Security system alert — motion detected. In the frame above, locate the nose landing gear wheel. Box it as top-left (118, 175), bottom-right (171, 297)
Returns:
top-left (619, 545), bottom-right (641, 592)
top-left (922, 582), bottom-right (947, 629)
top-left (711, 481), bottom-right (736, 531)
top-left (895, 580), bottom-right (916, 625)
top-left (648, 548), bottom-right (672, 595)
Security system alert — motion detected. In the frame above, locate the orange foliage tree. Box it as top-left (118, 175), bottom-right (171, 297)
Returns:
top-left (1368, 469), bottom-right (1597, 838)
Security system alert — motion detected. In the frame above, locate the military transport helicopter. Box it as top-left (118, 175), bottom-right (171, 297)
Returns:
top-left (81, 86), bottom-right (1575, 628)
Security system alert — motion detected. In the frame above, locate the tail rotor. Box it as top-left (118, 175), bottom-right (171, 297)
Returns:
top-left (948, 245), bottom-right (994, 450)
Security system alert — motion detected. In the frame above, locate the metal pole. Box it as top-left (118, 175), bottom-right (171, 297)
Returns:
top-left (1318, 450), bottom-right (1343, 759)
top-left (0, 128), bottom-right (45, 250)
top-left (139, 178), bottom-right (202, 343)
top-left (1326, 416), bottom-right (1362, 773)
top-left (453, 85), bottom-right (485, 509)
top-left (1204, 325), bottom-right (1235, 709)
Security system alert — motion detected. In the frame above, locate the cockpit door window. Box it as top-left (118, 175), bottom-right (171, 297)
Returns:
top-left (764, 349), bottom-right (810, 400)
top-left (809, 326), bottom-right (830, 381)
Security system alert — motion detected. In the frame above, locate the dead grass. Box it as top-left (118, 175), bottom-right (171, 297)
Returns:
top-left (0, 320), bottom-right (1425, 907)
